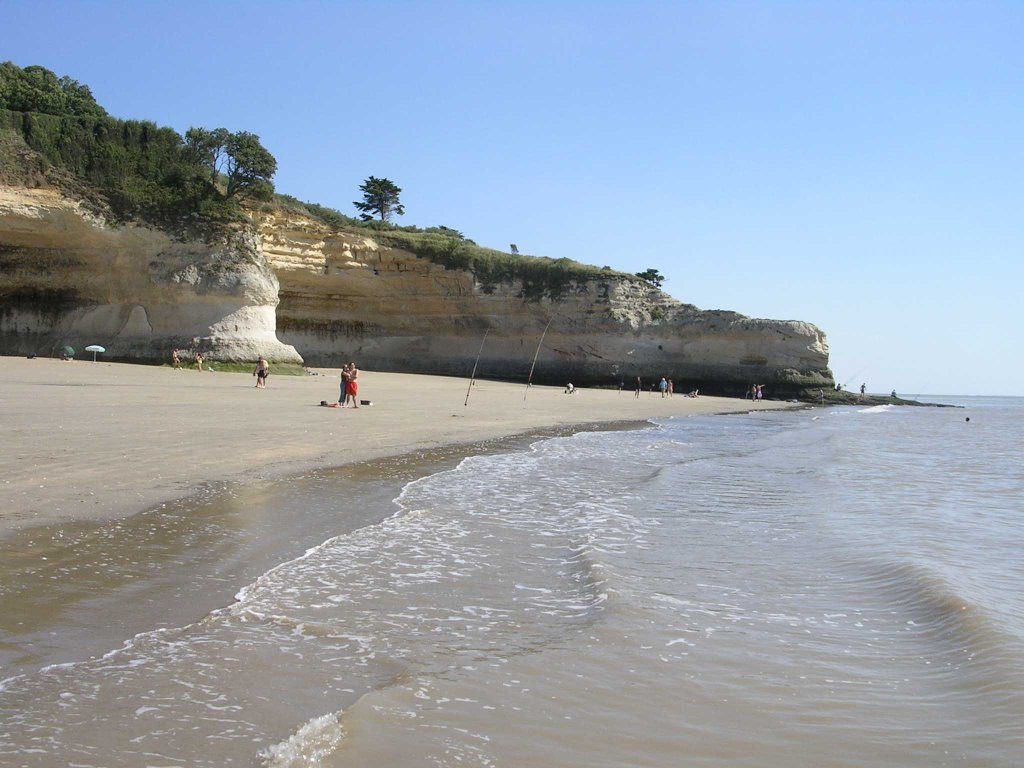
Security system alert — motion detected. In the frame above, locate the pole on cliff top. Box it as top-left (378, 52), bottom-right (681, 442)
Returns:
top-left (523, 317), bottom-right (553, 403)
top-left (464, 330), bottom-right (489, 407)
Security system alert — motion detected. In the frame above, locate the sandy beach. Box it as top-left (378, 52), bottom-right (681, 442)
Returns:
top-left (0, 357), bottom-right (794, 537)
top-left (0, 357), bottom-right (799, 676)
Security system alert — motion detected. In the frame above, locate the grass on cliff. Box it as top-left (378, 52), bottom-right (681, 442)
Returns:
top-left (272, 194), bottom-right (637, 301)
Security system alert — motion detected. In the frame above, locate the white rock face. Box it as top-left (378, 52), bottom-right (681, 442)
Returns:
top-left (258, 210), bottom-right (833, 396)
top-left (0, 184), bottom-right (832, 395)
top-left (0, 186), bottom-right (302, 363)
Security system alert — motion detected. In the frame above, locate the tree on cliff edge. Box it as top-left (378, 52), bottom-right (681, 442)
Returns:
top-left (635, 268), bottom-right (665, 288)
top-left (353, 177), bottom-right (405, 222)
top-left (185, 127), bottom-right (277, 201)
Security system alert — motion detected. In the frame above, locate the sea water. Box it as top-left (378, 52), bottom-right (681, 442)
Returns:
top-left (1, 398), bottom-right (1021, 766)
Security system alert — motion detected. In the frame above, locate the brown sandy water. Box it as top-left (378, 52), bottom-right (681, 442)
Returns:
top-left (1, 402), bottom-right (1022, 767)
top-left (0, 424), bottom-right (634, 676)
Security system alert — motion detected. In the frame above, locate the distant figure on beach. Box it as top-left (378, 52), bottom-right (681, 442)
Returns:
top-left (171, 348), bottom-right (181, 369)
top-left (891, 389), bottom-right (898, 398)
top-left (565, 382), bottom-right (576, 394)
top-left (340, 364), bottom-right (350, 404)
top-left (667, 379), bottom-right (674, 397)
top-left (860, 383), bottom-right (866, 395)
top-left (344, 362), bottom-right (360, 408)
top-left (658, 377), bottom-right (668, 398)
top-left (819, 388), bottom-right (825, 403)
top-left (194, 351), bottom-right (204, 372)
top-left (635, 377), bottom-right (641, 399)
top-left (688, 388), bottom-right (700, 398)
top-left (747, 384), bottom-right (755, 400)
top-left (253, 356), bottom-right (269, 388)
top-left (755, 384), bottom-right (764, 402)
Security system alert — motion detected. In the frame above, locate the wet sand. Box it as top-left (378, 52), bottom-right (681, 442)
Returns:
top-left (0, 357), bottom-right (794, 537)
top-left (0, 357), bottom-right (797, 676)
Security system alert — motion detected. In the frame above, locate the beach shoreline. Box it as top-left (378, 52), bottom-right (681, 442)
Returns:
top-left (0, 357), bottom-right (798, 676)
top-left (0, 357), bottom-right (798, 538)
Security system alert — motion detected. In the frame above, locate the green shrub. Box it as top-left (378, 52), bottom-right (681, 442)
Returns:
top-left (375, 231), bottom-right (630, 301)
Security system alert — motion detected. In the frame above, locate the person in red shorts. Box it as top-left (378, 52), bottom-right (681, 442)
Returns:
top-left (344, 362), bottom-right (360, 408)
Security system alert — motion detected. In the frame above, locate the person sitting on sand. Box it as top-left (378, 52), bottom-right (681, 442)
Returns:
top-left (688, 389), bottom-right (700, 398)
top-left (194, 351), bottom-right (204, 372)
top-left (565, 382), bottom-right (576, 394)
top-left (253, 356), bottom-right (269, 388)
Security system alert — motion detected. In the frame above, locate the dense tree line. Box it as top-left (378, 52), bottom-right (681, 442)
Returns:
top-left (0, 62), bottom-right (276, 224)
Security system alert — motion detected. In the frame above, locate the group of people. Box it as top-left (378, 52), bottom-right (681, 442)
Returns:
top-left (171, 347), bottom-right (365, 405)
top-left (171, 348), bottom-right (205, 372)
top-left (748, 384), bottom-right (765, 401)
top-left (339, 362), bottom-right (360, 407)
top-left (628, 377), bottom-right (704, 398)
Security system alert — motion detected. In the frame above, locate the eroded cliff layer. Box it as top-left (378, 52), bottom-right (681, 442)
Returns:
top-left (1, 172), bottom-right (831, 395)
top-left (0, 185), bottom-right (301, 363)
top-left (259, 209), bottom-right (832, 395)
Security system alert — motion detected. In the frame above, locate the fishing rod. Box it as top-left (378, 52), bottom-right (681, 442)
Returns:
top-left (464, 330), bottom-right (489, 407)
top-left (523, 317), bottom-right (553, 403)
top-left (842, 367), bottom-right (866, 389)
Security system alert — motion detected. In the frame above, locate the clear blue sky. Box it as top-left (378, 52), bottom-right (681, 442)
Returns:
top-left (5, 1), bottom-right (1021, 395)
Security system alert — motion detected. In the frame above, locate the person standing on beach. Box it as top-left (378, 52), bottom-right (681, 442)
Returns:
top-left (194, 351), bottom-right (204, 372)
top-left (253, 356), bottom-right (269, 388)
top-left (345, 362), bottom-right (360, 408)
top-left (667, 378), bottom-right (674, 397)
top-left (635, 376), bottom-right (642, 399)
top-left (658, 377), bottom-right (668, 398)
top-left (171, 348), bottom-right (181, 369)
top-left (339, 364), bottom-right (350, 404)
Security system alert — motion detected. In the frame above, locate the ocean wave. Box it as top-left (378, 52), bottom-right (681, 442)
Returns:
top-left (848, 558), bottom-right (1024, 696)
top-left (260, 712), bottom-right (345, 767)
top-left (857, 404), bottom-right (895, 414)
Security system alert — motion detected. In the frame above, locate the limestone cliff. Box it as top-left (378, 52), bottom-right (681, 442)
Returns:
top-left (258, 209), bottom-right (831, 396)
top-left (1, 153), bottom-right (831, 396)
top-left (0, 184), bottom-right (301, 364)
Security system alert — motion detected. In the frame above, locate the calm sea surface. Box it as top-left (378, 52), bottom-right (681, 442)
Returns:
top-left (1, 397), bottom-right (1022, 767)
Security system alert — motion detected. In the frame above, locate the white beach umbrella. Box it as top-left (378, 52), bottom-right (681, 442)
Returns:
top-left (85, 344), bottom-right (106, 362)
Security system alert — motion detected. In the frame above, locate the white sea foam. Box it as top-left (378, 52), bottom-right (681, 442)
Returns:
top-left (4, 405), bottom-right (1023, 767)
top-left (259, 712), bottom-right (345, 767)
top-left (858, 404), bottom-right (895, 414)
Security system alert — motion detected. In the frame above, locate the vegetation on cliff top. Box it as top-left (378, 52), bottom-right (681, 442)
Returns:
top-left (0, 62), bottom-right (276, 225)
top-left (1, 63), bottom-right (644, 297)
top-left (272, 192), bottom-right (632, 300)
